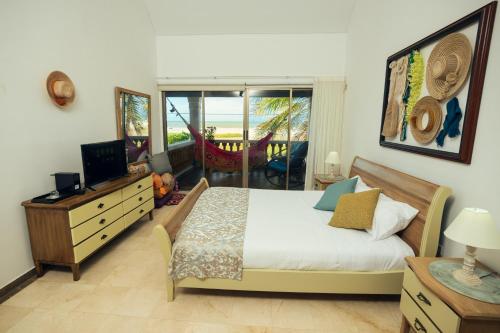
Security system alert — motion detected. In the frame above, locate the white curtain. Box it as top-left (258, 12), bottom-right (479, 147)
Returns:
top-left (304, 78), bottom-right (346, 190)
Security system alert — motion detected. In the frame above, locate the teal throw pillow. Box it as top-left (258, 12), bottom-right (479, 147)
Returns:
top-left (314, 177), bottom-right (358, 211)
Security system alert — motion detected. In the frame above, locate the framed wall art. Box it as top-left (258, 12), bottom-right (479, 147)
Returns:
top-left (379, 1), bottom-right (497, 164)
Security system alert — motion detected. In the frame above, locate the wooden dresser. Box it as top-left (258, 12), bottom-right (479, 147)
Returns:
top-left (22, 173), bottom-right (154, 281)
top-left (401, 257), bottom-right (500, 333)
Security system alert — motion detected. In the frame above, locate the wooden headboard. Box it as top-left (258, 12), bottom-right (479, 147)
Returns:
top-left (349, 156), bottom-right (452, 257)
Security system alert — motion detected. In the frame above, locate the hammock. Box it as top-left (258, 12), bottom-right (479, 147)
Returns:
top-left (169, 100), bottom-right (273, 172)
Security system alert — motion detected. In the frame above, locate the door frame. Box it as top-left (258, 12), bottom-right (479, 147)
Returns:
top-left (159, 84), bottom-right (312, 189)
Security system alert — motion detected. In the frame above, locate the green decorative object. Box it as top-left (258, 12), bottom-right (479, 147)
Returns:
top-left (429, 260), bottom-right (500, 304)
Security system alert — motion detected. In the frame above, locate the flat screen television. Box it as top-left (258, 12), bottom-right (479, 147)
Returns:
top-left (81, 140), bottom-right (128, 187)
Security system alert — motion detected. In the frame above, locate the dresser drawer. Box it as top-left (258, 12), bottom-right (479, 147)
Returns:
top-left (73, 218), bottom-right (124, 263)
top-left (68, 190), bottom-right (122, 228)
top-left (71, 204), bottom-right (123, 245)
top-left (122, 176), bottom-right (153, 201)
top-left (123, 186), bottom-right (153, 213)
top-left (401, 290), bottom-right (440, 333)
top-left (123, 198), bottom-right (154, 228)
top-left (403, 267), bottom-right (460, 333)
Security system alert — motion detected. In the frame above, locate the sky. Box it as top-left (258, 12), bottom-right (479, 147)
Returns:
top-left (166, 96), bottom-right (271, 126)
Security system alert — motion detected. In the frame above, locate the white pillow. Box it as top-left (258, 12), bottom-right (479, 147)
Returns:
top-left (368, 193), bottom-right (419, 240)
top-left (352, 175), bottom-right (372, 192)
top-left (352, 176), bottom-right (419, 240)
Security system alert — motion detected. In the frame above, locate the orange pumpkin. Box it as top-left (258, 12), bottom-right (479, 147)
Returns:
top-left (152, 173), bottom-right (163, 189)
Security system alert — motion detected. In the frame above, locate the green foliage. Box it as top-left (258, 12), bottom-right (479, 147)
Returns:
top-left (205, 126), bottom-right (216, 141)
top-left (167, 132), bottom-right (191, 144)
top-left (124, 94), bottom-right (148, 135)
top-left (253, 97), bottom-right (311, 140)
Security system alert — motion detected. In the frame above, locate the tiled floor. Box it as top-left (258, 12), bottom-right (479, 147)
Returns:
top-left (0, 205), bottom-right (402, 332)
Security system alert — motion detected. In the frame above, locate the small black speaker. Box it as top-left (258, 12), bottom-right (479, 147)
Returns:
top-left (53, 172), bottom-right (81, 194)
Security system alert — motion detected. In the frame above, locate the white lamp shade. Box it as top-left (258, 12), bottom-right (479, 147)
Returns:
top-left (325, 151), bottom-right (340, 165)
top-left (444, 208), bottom-right (500, 250)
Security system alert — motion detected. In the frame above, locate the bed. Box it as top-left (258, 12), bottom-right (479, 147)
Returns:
top-left (153, 157), bottom-right (452, 301)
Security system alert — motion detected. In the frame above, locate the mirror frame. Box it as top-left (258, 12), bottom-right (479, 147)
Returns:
top-left (114, 87), bottom-right (152, 166)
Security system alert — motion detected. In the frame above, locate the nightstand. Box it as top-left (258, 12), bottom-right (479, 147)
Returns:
top-left (401, 257), bottom-right (500, 333)
top-left (313, 174), bottom-right (345, 190)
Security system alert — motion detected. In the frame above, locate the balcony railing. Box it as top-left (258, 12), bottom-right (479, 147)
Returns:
top-left (213, 139), bottom-right (306, 160)
top-left (128, 136), bottom-right (148, 148)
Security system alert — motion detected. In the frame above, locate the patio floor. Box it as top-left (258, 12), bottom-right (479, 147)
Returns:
top-left (176, 166), bottom-right (305, 191)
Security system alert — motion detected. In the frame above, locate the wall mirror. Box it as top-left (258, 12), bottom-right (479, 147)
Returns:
top-left (115, 87), bottom-right (151, 164)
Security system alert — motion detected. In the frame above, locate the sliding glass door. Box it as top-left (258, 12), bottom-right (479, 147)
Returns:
top-left (163, 91), bottom-right (203, 188)
top-left (247, 90), bottom-right (290, 190)
top-left (289, 90), bottom-right (312, 189)
top-left (203, 91), bottom-right (244, 187)
top-left (163, 87), bottom-right (311, 190)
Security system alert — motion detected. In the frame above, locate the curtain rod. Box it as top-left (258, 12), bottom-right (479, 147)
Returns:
top-left (157, 75), bottom-right (315, 80)
top-left (156, 75), bottom-right (345, 81)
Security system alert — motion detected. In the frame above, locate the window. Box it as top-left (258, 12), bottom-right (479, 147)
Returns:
top-left (163, 91), bottom-right (202, 148)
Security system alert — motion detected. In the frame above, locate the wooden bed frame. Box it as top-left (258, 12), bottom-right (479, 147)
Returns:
top-left (153, 157), bottom-right (452, 301)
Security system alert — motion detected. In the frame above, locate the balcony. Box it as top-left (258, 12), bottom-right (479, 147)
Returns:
top-left (169, 139), bottom-right (307, 190)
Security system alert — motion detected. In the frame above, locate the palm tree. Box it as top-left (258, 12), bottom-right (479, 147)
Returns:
top-left (124, 94), bottom-right (148, 136)
top-left (253, 97), bottom-right (311, 140)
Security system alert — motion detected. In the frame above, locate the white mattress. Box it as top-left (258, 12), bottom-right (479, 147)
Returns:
top-left (242, 189), bottom-right (414, 271)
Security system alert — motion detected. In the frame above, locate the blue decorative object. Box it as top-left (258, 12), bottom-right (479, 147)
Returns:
top-left (314, 177), bottom-right (358, 211)
top-left (436, 97), bottom-right (463, 147)
top-left (429, 260), bottom-right (500, 304)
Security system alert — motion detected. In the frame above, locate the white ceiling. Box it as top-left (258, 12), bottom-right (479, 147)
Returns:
top-left (144, 0), bottom-right (357, 36)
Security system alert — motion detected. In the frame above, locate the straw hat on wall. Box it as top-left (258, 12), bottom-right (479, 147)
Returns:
top-left (46, 71), bottom-right (75, 108)
top-left (410, 96), bottom-right (443, 144)
top-left (426, 32), bottom-right (472, 101)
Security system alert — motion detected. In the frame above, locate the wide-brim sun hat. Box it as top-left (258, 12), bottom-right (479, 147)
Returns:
top-left (410, 96), bottom-right (443, 144)
top-left (426, 32), bottom-right (472, 101)
top-left (46, 71), bottom-right (75, 108)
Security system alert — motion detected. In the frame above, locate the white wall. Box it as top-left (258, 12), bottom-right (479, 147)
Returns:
top-left (0, 0), bottom-right (158, 288)
top-left (343, 0), bottom-right (500, 270)
top-left (157, 33), bottom-right (346, 79)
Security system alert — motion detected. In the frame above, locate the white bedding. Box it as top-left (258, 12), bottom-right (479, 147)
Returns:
top-left (242, 189), bottom-right (414, 271)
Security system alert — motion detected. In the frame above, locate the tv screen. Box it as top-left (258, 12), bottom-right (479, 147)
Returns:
top-left (81, 140), bottom-right (128, 187)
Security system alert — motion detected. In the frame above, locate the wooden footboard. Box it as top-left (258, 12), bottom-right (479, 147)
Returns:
top-left (153, 178), bottom-right (209, 301)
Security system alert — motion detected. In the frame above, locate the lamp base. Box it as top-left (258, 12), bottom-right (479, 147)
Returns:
top-left (452, 245), bottom-right (482, 286)
top-left (329, 165), bottom-right (336, 179)
top-left (452, 269), bottom-right (482, 287)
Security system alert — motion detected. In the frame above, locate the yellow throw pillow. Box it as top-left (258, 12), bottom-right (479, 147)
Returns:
top-left (329, 189), bottom-right (381, 229)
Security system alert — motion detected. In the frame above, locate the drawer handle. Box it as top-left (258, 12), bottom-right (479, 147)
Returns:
top-left (101, 234), bottom-right (108, 240)
top-left (413, 318), bottom-right (427, 333)
top-left (97, 203), bottom-right (104, 209)
top-left (138, 196), bottom-right (143, 202)
top-left (416, 292), bottom-right (431, 306)
top-left (137, 184), bottom-right (142, 189)
top-left (139, 209), bottom-right (144, 214)
top-left (99, 218), bottom-right (106, 224)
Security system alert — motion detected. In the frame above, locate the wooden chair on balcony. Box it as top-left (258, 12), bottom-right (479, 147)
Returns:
top-left (264, 141), bottom-right (308, 188)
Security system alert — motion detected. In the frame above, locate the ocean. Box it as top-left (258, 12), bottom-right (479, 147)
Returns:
top-left (167, 120), bottom-right (263, 130)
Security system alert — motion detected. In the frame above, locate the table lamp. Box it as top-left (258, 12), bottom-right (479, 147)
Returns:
top-left (444, 208), bottom-right (500, 286)
top-left (325, 152), bottom-right (340, 178)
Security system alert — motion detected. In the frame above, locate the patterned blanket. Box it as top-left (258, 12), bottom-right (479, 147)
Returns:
top-left (168, 187), bottom-right (249, 280)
